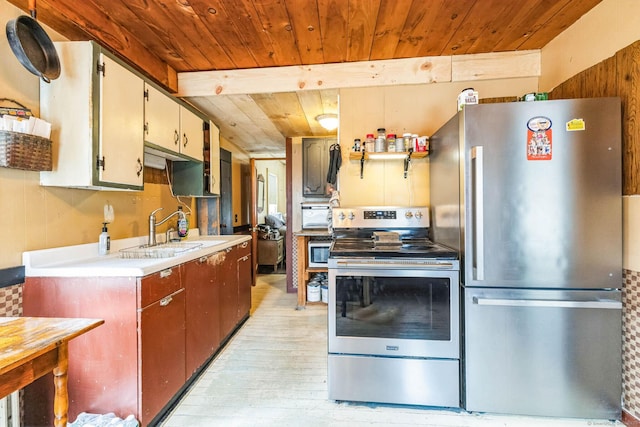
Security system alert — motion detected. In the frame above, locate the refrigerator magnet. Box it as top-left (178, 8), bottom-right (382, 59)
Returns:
top-left (527, 116), bottom-right (552, 161)
top-left (566, 118), bottom-right (586, 131)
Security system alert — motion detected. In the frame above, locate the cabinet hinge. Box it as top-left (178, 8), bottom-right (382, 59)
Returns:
top-left (97, 61), bottom-right (106, 77)
top-left (96, 155), bottom-right (105, 171)
top-left (144, 89), bottom-right (149, 101)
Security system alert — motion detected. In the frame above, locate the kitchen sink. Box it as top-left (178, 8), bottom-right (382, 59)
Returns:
top-left (119, 242), bottom-right (204, 259)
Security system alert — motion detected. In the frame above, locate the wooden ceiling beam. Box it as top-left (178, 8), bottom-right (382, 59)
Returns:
top-left (177, 50), bottom-right (539, 97)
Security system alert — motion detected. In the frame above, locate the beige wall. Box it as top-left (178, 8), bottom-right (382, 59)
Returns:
top-left (337, 78), bottom-right (538, 207)
top-left (0, 2), bottom-right (194, 268)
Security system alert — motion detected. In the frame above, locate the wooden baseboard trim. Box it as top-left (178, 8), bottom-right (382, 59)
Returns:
top-left (623, 409), bottom-right (640, 426)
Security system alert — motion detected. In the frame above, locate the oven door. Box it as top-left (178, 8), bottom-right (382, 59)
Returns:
top-left (328, 261), bottom-right (459, 359)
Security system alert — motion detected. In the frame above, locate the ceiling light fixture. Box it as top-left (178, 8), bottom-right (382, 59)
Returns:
top-left (316, 113), bottom-right (339, 131)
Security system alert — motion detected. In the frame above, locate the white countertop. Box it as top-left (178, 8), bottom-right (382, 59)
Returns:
top-left (22, 231), bottom-right (251, 278)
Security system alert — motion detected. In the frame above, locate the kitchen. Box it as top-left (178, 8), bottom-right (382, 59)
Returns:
top-left (1, 0), bottom-right (640, 426)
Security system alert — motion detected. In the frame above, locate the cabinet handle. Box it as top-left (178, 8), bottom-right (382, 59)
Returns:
top-left (241, 241), bottom-right (249, 248)
top-left (226, 247), bottom-right (233, 253)
top-left (183, 133), bottom-right (188, 148)
top-left (136, 158), bottom-right (143, 176)
top-left (160, 296), bottom-right (173, 307)
top-left (160, 268), bottom-right (172, 278)
top-left (174, 130), bottom-right (179, 145)
top-left (241, 255), bottom-right (250, 262)
top-left (199, 256), bottom-right (208, 263)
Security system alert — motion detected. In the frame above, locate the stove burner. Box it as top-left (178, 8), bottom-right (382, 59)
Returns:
top-left (330, 237), bottom-right (458, 259)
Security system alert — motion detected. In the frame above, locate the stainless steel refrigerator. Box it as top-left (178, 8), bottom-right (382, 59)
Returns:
top-left (429, 97), bottom-right (622, 419)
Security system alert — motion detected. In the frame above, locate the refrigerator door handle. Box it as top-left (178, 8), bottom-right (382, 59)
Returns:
top-left (471, 146), bottom-right (484, 281)
top-left (473, 297), bottom-right (622, 310)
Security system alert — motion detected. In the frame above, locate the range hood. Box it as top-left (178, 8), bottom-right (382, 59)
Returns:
top-left (143, 144), bottom-right (192, 170)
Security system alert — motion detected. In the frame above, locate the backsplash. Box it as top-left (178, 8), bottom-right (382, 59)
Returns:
top-left (0, 283), bottom-right (22, 316)
top-left (624, 269), bottom-right (640, 419)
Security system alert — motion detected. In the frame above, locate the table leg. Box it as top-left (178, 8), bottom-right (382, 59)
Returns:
top-left (52, 342), bottom-right (70, 427)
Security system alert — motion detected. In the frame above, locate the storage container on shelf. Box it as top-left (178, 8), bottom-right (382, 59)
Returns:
top-left (365, 134), bottom-right (375, 152)
top-left (386, 134), bottom-right (396, 152)
top-left (375, 128), bottom-right (386, 152)
top-left (403, 133), bottom-right (412, 151)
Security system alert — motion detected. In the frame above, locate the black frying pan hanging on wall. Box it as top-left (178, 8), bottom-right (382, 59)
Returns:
top-left (6, 0), bottom-right (60, 83)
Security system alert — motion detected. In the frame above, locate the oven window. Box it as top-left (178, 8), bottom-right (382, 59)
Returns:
top-left (335, 275), bottom-right (450, 340)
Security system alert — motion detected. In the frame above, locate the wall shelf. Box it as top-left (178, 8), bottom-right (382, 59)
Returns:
top-left (349, 150), bottom-right (428, 178)
top-left (348, 151), bottom-right (428, 161)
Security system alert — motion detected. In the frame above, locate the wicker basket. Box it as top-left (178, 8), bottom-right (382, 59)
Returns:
top-left (0, 130), bottom-right (52, 171)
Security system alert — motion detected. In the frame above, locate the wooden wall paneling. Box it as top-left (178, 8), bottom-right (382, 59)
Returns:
top-left (479, 96), bottom-right (519, 104)
top-left (549, 40), bottom-right (640, 195)
top-left (616, 41), bottom-right (640, 195)
top-left (144, 164), bottom-right (170, 185)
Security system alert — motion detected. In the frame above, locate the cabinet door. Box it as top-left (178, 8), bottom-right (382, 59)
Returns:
top-left (99, 53), bottom-right (145, 187)
top-left (144, 83), bottom-right (180, 151)
top-left (139, 288), bottom-right (186, 426)
top-left (219, 246), bottom-right (239, 340)
top-left (237, 244), bottom-right (252, 321)
top-left (184, 256), bottom-right (220, 378)
top-left (303, 138), bottom-right (330, 196)
top-left (180, 105), bottom-right (204, 160)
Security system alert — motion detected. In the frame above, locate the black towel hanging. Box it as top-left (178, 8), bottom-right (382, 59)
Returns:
top-left (326, 143), bottom-right (342, 186)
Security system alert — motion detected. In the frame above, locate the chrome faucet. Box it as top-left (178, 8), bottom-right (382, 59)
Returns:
top-left (148, 208), bottom-right (186, 246)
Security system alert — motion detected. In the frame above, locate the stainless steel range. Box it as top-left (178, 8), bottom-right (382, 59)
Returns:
top-left (327, 206), bottom-right (460, 408)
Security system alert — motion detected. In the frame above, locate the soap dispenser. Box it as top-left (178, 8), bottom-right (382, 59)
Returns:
top-left (177, 206), bottom-right (188, 238)
top-left (99, 223), bottom-right (111, 255)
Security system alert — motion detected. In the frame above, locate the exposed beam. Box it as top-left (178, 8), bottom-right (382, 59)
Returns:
top-left (452, 50), bottom-right (541, 81)
top-left (177, 50), bottom-right (540, 97)
top-left (177, 56), bottom-right (451, 97)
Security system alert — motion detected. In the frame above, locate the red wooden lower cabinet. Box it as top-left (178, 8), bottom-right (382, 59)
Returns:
top-left (184, 254), bottom-right (221, 378)
top-left (236, 241), bottom-right (252, 321)
top-left (22, 241), bottom-right (252, 427)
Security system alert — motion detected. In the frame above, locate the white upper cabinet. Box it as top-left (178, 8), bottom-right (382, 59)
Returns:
top-left (143, 82), bottom-right (204, 162)
top-left (144, 83), bottom-right (180, 152)
top-left (40, 41), bottom-right (144, 190)
top-left (179, 105), bottom-right (204, 160)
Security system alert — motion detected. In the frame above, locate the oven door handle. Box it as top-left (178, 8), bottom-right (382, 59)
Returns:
top-left (332, 260), bottom-right (457, 269)
top-left (471, 146), bottom-right (484, 281)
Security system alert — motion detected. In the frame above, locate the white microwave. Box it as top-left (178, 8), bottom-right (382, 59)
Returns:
top-left (308, 241), bottom-right (331, 267)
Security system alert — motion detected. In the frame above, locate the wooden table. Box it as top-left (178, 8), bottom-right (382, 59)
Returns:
top-left (0, 317), bottom-right (104, 427)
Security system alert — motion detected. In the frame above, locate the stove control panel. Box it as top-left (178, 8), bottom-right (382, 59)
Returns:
top-left (332, 206), bottom-right (430, 229)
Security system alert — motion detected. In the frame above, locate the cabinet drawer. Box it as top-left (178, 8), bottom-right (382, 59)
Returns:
top-left (140, 267), bottom-right (182, 308)
top-left (236, 240), bottom-right (251, 257)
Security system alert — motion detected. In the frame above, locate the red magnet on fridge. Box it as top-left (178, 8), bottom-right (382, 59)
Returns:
top-left (526, 116), bottom-right (552, 161)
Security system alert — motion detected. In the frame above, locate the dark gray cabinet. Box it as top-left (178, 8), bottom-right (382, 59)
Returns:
top-left (302, 138), bottom-right (335, 197)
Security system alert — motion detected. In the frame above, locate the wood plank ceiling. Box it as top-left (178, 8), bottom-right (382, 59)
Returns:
top-left (7, 0), bottom-right (602, 155)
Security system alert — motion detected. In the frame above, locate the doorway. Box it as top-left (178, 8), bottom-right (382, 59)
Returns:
top-left (252, 157), bottom-right (287, 275)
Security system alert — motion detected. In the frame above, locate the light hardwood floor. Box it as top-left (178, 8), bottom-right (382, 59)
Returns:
top-left (160, 274), bottom-right (622, 427)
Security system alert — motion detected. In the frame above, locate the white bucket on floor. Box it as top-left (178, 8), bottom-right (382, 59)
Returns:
top-left (307, 283), bottom-right (321, 302)
top-left (321, 284), bottom-right (328, 303)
